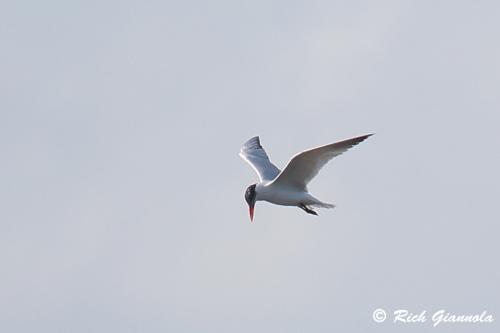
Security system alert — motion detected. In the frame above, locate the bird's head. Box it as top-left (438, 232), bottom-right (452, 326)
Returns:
top-left (244, 184), bottom-right (257, 222)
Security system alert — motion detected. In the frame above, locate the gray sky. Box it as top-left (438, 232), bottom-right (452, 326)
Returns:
top-left (1, 1), bottom-right (499, 332)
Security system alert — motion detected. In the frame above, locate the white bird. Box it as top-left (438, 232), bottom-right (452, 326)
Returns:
top-left (240, 134), bottom-right (373, 221)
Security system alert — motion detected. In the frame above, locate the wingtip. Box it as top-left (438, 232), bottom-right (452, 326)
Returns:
top-left (244, 135), bottom-right (260, 143)
top-left (351, 133), bottom-right (374, 143)
top-left (243, 136), bottom-right (262, 150)
top-left (360, 133), bottom-right (375, 141)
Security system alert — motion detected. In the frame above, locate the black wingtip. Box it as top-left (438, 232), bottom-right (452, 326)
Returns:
top-left (357, 133), bottom-right (375, 142)
top-left (348, 133), bottom-right (374, 145)
top-left (244, 136), bottom-right (262, 150)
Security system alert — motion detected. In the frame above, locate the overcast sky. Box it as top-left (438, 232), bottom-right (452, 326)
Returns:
top-left (1, 1), bottom-right (499, 332)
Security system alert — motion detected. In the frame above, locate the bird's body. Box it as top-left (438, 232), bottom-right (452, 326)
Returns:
top-left (255, 182), bottom-right (331, 208)
top-left (240, 134), bottom-right (373, 221)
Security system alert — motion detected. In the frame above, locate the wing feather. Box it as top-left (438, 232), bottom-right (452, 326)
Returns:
top-left (239, 136), bottom-right (281, 182)
top-left (270, 134), bottom-right (373, 190)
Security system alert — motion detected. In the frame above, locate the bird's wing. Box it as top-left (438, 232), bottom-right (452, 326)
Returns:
top-left (239, 136), bottom-right (281, 182)
top-left (270, 134), bottom-right (373, 190)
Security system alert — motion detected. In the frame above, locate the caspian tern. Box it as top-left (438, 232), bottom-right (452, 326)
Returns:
top-left (240, 134), bottom-right (373, 221)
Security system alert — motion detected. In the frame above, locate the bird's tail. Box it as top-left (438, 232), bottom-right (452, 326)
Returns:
top-left (311, 202), bottom-right (336, 209)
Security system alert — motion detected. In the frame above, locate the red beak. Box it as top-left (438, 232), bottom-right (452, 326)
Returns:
top-left (249, 206), bottom-right (254, 222)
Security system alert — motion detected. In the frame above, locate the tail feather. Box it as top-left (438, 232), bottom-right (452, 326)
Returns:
top-left (311, 202), bottom-right (335, 209)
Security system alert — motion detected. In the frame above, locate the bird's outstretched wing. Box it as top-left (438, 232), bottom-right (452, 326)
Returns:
top-left (239, 136), bottom-right (281, 182)
top-left (270, 134), bottom-right (373, 190)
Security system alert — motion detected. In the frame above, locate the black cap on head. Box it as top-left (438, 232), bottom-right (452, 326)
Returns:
top-left (245, 184), bottom-right (256, 206)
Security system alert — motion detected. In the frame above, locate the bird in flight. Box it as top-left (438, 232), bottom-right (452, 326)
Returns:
top-left (240, 134), bottom-right (373, 221)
